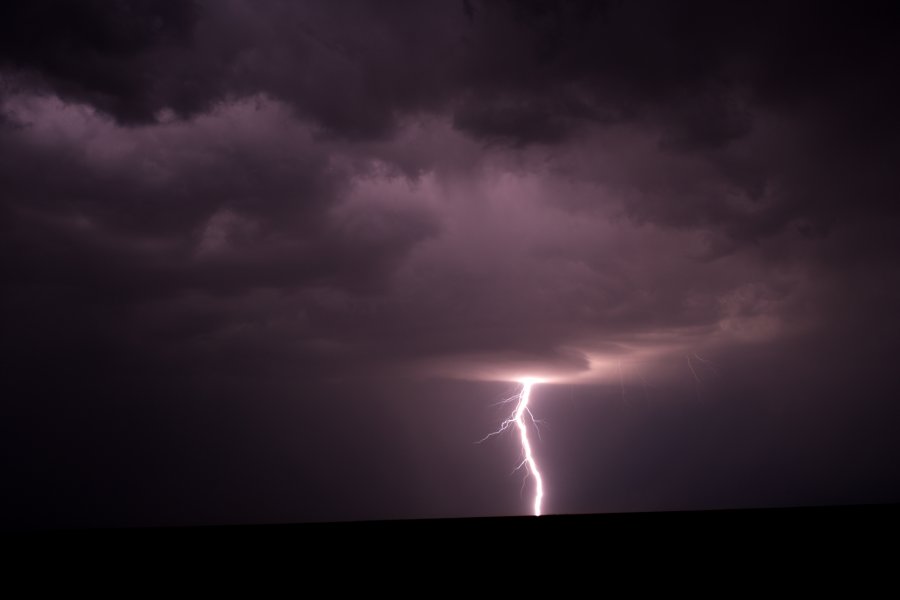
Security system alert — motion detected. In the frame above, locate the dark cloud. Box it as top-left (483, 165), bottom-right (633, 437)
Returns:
top-left (0, 0), bottom-right (197, 122)
top-left (453, 97), bottom-right (574, 146)
top-left (3, 1), bottom-right (897, 164)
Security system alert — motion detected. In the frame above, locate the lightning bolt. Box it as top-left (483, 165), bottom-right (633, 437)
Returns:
top-left (515, 380), bottom-right (545, 516)
top-left (693, 353), bottom-right (719, 376)
top-left (687, 354), bottom-right (702, 400)
top-left (480, 379), bottom-right (545, 516)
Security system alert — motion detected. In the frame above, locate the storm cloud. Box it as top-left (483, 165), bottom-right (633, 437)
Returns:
top-left (2, 1), bottom-right (899, 528)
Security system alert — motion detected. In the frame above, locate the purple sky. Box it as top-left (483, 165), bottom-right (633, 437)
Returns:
top-left (3, 1), bottom-right (900, 529)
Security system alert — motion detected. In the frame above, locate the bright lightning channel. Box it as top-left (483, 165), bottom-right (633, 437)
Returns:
top-left (515, 379), bottom-right (544, 516)
top-left (481, 378), bottom-right (545, 516)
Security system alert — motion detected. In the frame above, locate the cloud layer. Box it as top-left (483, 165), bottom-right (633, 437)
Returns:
top-left (2, 1), bottom-right (899, 527)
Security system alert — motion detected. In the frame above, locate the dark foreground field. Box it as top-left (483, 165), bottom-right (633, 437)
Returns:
top-left (14, 503), bottom-right (896, 544)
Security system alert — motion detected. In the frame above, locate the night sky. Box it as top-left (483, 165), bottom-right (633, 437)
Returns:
top-left (2, 1), bottom-right (900, 530)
